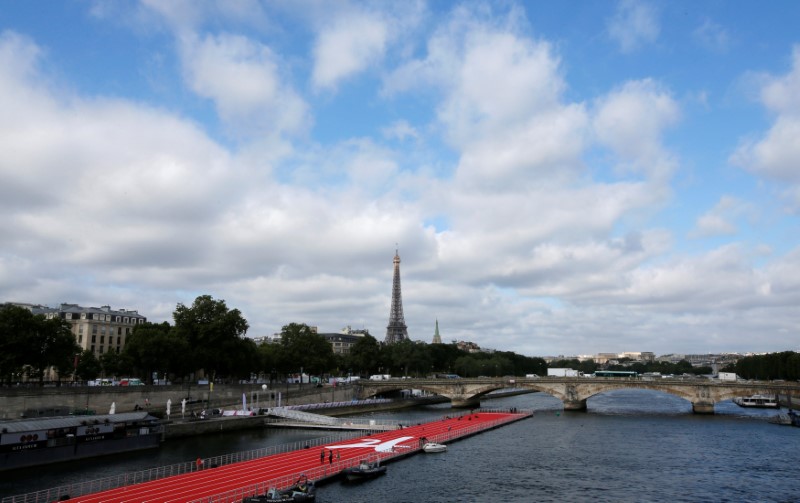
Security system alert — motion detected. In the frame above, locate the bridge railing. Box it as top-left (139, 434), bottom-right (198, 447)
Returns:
top-left (0, 430), bottom-right (370, 503)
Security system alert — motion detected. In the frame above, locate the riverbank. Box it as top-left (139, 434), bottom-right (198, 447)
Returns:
top-left (163, 396), bottom-right (449, 439)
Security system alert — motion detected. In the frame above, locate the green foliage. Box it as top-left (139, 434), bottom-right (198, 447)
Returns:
top-left (173, 295), bottom-right (250, 379)
top-left (76, 350), bottom-right (102, 381)
top-left (345, 334), bottom-right (382, 376)
top-left (25, 315), bottom-right (81, 383)
top-left (276, 323), bottom-right (335, 377)
top-left (734, 351), bottom-right (800, 381)
top-left (0, 305), bottom-right (34, 383)
top-left (606, 359), bottom-right (711, 376)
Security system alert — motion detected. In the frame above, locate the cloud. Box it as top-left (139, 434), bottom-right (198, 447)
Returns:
top-left (178, 32), bottom-right (310, 138)
top-left (689, 196), bottom-right (753, 239)
top-left (381, 120), bottom-right (419, 142)
top-left (731, 45), bottom-right (800, 211)
top-left (693, 19), bottom-right (731, 53)
top-left (311, 9), bottom-right (389, 91)
top-left (607, 0), bottom-right (660, 53)
top-left (592, 79), bottom-right (680, 180)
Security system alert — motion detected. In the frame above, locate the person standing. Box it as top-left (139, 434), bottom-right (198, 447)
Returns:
top-left (320, 449), bottom-right (325, 464)
top-left (329, 450), bottom-right (333, 464)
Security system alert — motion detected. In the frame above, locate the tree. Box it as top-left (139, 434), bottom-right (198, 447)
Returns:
top-left (123, 322), bottom-right (189, 383)
top-left (0, 305), bottom-right (33, 384)
top-left (346, 334), bottom-right (381, 376)
top-left (173, 295), bottom-right (249, 380)
top-left (277, 323), bottom-right (334, 378)
top-left (76, 349), bottom-right (102, 381)
top-left (27, 316), bottom-right (81, 384)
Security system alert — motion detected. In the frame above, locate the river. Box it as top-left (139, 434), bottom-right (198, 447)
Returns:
top-left (3, 390), bottom-right (799, 502)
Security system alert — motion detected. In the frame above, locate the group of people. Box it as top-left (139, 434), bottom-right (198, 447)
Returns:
top-left (320, 448), bottom-right (340, 464)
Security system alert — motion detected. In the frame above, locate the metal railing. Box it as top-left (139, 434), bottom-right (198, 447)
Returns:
top-left (4, 408), bottom-right (530, 503)
top-left (188, 409), bottom-right (531, 503)
top-left (1, 430), bottom-right (369, 503)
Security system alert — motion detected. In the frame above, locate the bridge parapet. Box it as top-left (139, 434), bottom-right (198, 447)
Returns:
top-left (358, 377), bottom-right (800, 414)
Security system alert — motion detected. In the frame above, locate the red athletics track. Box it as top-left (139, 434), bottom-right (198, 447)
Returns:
top-left (67, 411), bottom-right (530, 503)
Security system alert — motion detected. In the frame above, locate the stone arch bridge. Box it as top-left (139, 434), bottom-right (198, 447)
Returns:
top-left (357, 377), bottom-right (800, 414)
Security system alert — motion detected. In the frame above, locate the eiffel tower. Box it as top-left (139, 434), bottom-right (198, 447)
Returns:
top-left (385, 249), bottom-right (409, 344)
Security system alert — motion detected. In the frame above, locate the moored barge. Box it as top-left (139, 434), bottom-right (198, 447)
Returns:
top-left (1, 411), bottom-right (162, 471)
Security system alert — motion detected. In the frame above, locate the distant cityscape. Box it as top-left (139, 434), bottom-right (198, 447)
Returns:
top-left (6, 301), bottom-right (755, 374)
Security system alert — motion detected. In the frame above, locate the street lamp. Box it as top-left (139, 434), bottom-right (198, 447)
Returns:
top-left (261, 384), bottom-right (267, 411)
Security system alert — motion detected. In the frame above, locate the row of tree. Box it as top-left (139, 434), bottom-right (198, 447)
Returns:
top-left (1, 296), bottom-right (548, 385)
top-left (10, 296), bottom-right (790, 386)
top-left (722, 351), bottom-right (800, 381)
top-left (0, 305), bottom-right (81, 384)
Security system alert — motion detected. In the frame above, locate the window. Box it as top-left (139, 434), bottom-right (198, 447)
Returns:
top-left (91, 335), bottom-right (96, 343)
top-left (118, 327), bottom-right (122, 335)
top-left (81, 313), bottom-right (86, 320)
top-left (92, 325), bottom-right (98, 334)
top-left (98, 346), bottom-right (104, 354)
top-left (78, 335), bottom-right (83, 343)
top-left (115, 316), bottom-right (121, 322)
top-left (90, 345), bottom-right (95, 353)
top-left (124, 317), bottom-right (129, 324)
top-left (65, 313), bottom-right (72, 320)
top-left (100, 336), bottom-right (105, 344)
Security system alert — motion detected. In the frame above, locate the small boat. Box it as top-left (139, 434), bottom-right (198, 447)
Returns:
top-left (243, 476), bottom-right (316, 502)
top-left (342, 459), bottom-right (387, 482)
top-left (422, 442), bottom-right (447, 453)
top-left (733, 394), bottom-right (779, 408)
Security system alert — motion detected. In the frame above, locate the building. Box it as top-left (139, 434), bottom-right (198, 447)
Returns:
top-left (319, 326), bottom-right (371, 355)
top-left (385, 249), bottom-right (409, 344)
top-left (432, 319), bottom-right (442, 344)
top-left (31, 303), bottom-right (147, 356)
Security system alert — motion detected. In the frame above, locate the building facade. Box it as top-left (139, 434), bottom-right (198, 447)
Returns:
top-left (31, 303), bottom-right (147, 356)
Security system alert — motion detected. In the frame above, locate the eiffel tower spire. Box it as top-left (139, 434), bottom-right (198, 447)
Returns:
top-left (385, 249), bottom-right (409, 344)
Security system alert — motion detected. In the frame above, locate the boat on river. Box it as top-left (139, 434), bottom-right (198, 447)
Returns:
top-left (733, 394), bottom-right (779, 408)
top-left (342, 458), bottom-right (387, 482)
top-left (243, 476), bottom-right (316, 502)
top-left (422, 442), bottom-right (447, 453)
top-left (0, 411), bottom-right (162, 472)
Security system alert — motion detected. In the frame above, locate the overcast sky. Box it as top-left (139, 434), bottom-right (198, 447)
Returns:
top-left (1, 1), bottom-right (799, 357)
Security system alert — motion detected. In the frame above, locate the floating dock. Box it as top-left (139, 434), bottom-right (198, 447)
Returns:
top-left (9, 409), bottom-right (531, 503)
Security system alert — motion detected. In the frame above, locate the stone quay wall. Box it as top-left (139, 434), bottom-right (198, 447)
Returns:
top-left (0, 383), bottom-right (358, 420)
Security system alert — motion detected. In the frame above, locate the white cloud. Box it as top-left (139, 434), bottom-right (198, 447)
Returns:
top-left (689, 196), bottom-right (753, 239)
top-left (381, 120), bottom-right (419, 142)
top-left (693, 19), bottom-right (731, 53)
top-left (312, 10), bottom-right (388, 91)
top-left (607, 0), bottom-right (660, 53)
top-left (732, 45), bottom-right (800, 211)
top-left (593, 79), bottom-right (680, 180)
top-left (179, 32), bottom-right (309, 137)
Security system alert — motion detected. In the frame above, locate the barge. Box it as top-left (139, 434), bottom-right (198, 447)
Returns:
top-left (1, 411), bottom-right (162, 471)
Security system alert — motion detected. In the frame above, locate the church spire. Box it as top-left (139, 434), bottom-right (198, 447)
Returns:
top-left (432, 318), bottom-right (442, 344)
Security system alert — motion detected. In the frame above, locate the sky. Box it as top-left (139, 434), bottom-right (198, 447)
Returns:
top-left (1, 1), bottom-right (799, 358)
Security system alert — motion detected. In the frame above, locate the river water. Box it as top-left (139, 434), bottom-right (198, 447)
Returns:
top-left (3, 390), bottom-right (799, 502)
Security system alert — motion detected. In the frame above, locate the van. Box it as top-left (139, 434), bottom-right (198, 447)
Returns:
top-left (119, 378), bottom-right (144, 386)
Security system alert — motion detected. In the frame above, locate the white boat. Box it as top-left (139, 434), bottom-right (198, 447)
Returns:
top-left (422, 442), bottom-right (447, 453)
top-left (733, 394), bottom-right (779, 408)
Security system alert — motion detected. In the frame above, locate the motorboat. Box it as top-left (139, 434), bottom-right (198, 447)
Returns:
top-left (732, 394), bottom-right (779, 408)
top-left (422, 442), bottom-right (447, 453)
top-left (342, 459), bottom-right (387, 482)
top-left (243, 477), bottom-right (316, 502)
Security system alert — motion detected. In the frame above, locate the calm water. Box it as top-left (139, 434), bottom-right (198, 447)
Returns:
top-left (3, 391), bottom-right (799, 502)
